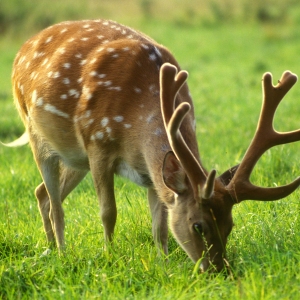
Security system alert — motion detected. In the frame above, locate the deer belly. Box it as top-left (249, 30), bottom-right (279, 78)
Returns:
top-left (115, 160), bottom-right (152, 187)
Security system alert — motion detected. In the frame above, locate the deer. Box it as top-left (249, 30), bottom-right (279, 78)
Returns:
top-left (6, 19), bottom-right (300, 272)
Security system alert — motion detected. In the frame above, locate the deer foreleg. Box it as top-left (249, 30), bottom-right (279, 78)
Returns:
top-left (90, 159), bottom-right (117, 243)
top-left (148, 187), bottom-right (169, 256)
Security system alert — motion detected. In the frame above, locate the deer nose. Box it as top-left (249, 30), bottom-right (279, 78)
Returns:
top-left (200, 259), bottom-right (209, 272)
top-left (200, 257), bottom-right (226, 273)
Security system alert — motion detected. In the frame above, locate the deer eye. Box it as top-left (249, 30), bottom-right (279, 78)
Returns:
top-left (193, 223), bottom-right (203, 235)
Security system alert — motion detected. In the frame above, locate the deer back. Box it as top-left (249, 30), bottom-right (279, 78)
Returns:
top-left (12, 19), bottom-right (198, 189)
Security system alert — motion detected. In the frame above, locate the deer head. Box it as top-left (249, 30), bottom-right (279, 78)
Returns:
top-left (160, 63), bottom-right (300, 271)
top-left (8, 19), bottom-right (300, 272)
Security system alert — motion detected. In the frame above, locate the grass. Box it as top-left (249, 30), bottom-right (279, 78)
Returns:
top-left (1, 6), bottom-right (300, 300)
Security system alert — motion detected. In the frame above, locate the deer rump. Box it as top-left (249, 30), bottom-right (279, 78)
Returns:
top-left (7, 19), bottom-right (300, 273)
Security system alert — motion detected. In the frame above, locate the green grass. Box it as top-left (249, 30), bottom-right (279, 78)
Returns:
top-left (1, 9), bottom-right (300, 300)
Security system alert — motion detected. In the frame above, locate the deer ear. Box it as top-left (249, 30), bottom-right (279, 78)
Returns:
top-left (218, 164), bottom-right (239, 186)
top-left (162, 151), bottom-right (188, 194)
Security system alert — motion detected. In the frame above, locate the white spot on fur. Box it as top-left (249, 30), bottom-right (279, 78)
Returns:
top-left (58, 48), bottom-right (65, 54)
top-left (33, 52), bottom-right (44, 59)
top-left (90, 58), bottom-right (97, 64)
top-left (149, 84), bottom-right (156, 92)
top-left (18, 56), bottom-right (26, 65)
top-left (104, 81), bottom-right (112, 86)
top-left (63, 78), bottom-right (70, 85)
top-left (69, 89), bottom-right (80, 98)
top-left (149, 53), bottom-right (157, 61)
top-left (141, 44), bottom-right (149, 49)
top-left (60, 94), bottom-right (68, 99)
top-left (44, 104), bottom-right (69, 118)
top-left (41, 58), bottom-right (48, 66)
top-left (107, 86), bottom-right (122, 91)
top-left (19, 84), bottom-right (24, 95)
top-left (95, 131), bottom-right (104, 140)
top-left (36, 97), bottom-right (43, 106)
top-left (101, 117), bottom-right (109, 127)
top-left (107, 48), bottom-right (115, 52)
top-left (90, 71), bottom-right (98, 76)
top-left (113, 116), bottom-right (124, 122)
top-left (30, 71), bottom-right (37, 80)
top-left (31, 90), bottom-right (37, 104)
top-left (161, 143), bottom-right (169, 152)
top-left (82, 86), bottom-right (92, 100)
top-left (154, 46), bottom-right (162, 57)
top-left (45, 36), bottom-right (53, 43)
top-left (154, 128), bottom-right (163, 136)
top-left (63, 63), bottom-right (71, 69)
top-left (147, 114), bottom-right (154, 123)
top-left (106, 127), bottom-right (112, 133)
top-left (134, 87), bottom-right (141, 93)
top-left (124, 124), bottom-right (132, 129)
top-left (85, 119), bottom-right (94, 127)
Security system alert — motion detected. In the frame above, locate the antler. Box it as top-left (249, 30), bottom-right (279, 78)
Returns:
top-left (160, 63), bottom-right (216, 199)
top-left (227, 71), bottom-right (300, 202)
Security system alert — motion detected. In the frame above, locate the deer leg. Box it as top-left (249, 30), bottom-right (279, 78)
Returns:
top-left (35, 166), bottom-right (87, 245)
top-left (35, 182), bottom-right (55, 244)
top-left (89, 159), bottom-right (117, 243)
top-left (147, 187), bottom-right (169, 256)
top-left (37, 155), bottom-right (65, 250)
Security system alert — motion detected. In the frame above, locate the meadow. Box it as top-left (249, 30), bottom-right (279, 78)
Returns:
top-left (1, 1), bottom-right (300, 299)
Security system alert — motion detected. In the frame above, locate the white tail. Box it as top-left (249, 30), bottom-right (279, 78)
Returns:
top-left (1, 132), bottom-right (29, 147)
top-left (11, 19), bottom-right (300, 272)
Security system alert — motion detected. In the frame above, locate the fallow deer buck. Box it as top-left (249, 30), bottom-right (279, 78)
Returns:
top-left (7, 19), bottom-right (300, 272)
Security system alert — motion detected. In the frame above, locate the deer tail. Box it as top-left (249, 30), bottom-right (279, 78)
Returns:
top-left (1, 132), bottom-right (29, 147)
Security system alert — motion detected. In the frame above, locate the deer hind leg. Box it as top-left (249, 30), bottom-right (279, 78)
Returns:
top-left (36, 155), bottom-right (65, 250)
top-left (35, 166), bottom-right (87, 246)
top-left (89, 158), bottom-right (117, 243)
top-left (147, 187), bottom-right (169, 256)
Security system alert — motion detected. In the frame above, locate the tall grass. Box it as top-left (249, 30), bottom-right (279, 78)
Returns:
top-left (1, 2), bottom-right (300, 299)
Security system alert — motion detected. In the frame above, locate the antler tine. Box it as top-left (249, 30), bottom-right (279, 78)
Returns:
top-left (160, 63), bottom-right (189, 125)
top-left (227, 71), bottom-right (300, 202)
top-left (160, 63), bottom-right (214, 197)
